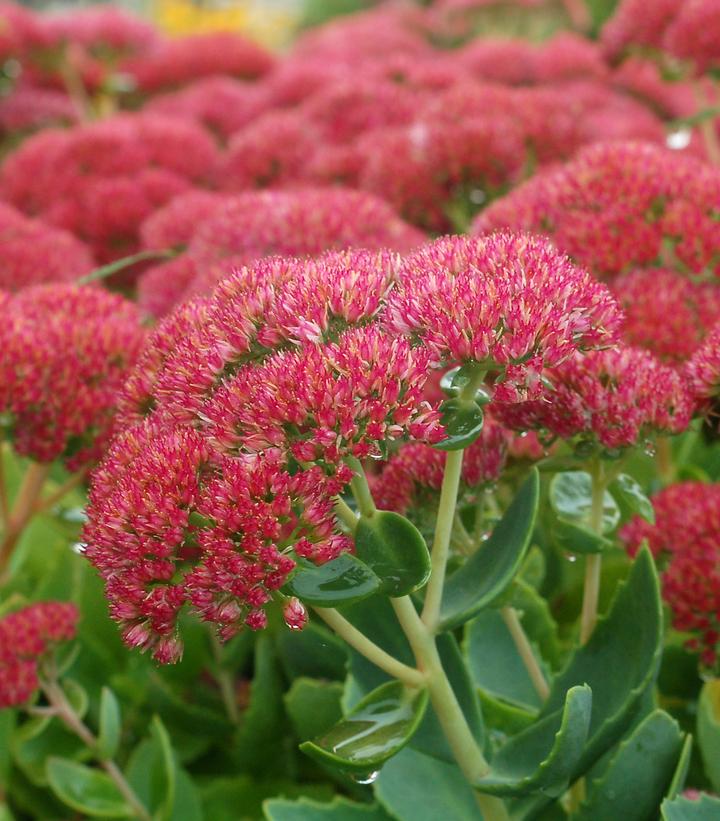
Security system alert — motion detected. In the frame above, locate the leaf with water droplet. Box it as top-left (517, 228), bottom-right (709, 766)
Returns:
top-left (434, 398), bottom-right (485, 452)
top-left (282, 554), bottom-right (381, 608)
top-left (609, 474), bottom-right (655, 525)
top-left (300, 681), bottom-right (429, 773)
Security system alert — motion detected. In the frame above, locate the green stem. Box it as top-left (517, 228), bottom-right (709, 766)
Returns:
top-left (656, 437), bottom-right (675, 487)
top-left (391, 597), bottom-right (509, 821)
top-left (345, 455), bottom-right (376, 518)
top-left (501, 606), bottom-right (550, 701)
top-left (0, 461), bottom-right (51, 575)
top-left (313, 606), bottom-right (425, 688)
top-left (579, 460), bottom-right (605, 645)
top-left (40, 678), bottom-right (152, 821)
top-left (209, 630), bottom-right (239, 725)
top-left (334, 496), bottom-right (359, 533)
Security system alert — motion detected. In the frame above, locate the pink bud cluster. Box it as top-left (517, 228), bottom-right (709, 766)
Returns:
top-left (137, 189), bottom-right (425, 316)
top-left (0, 114), bottom-right (220, 266)
top-left (603, 0), bottom-right (720, 74)
top-left (370, 418), bottom-right (510, 514)
top-left (0, 285), bottom-right (146, 469)
top-left (621, 482), bottom-right (720, 668)
top-left (0, 201), bottom-right (94, 291)
top-left (686, 322), bottom-right (720, 426)
top-left (474, 142), bottom-right (720, 280)
top-left (0, 83), bottom-right (76, 137)
top-left (0, 602), bottom-right (78, 708)
top-left (495, 346), bottom-right (693, 449)
top-left (86, 231), bottom-right (621, 661)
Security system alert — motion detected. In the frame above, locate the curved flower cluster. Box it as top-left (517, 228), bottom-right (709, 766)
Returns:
top-left (0, 114), bottom-right (220, 265)
top-left (473, 142), bottom-right (720, 280)
top-left (370, 418), bottom-right (510, 514)
top-left (495, 346), bottom-right (693, 449)
top-left (0, 602), bottom-right (78, 708)
top-left (686, 322), bottom-right (720, 425)
top-left (621, 482), bottom-right (720, 668)
top-left (87, 231), bottom-right (621, 661)
top-left (384, 233), bottom-right (622, 401)
top-left (0, 286), bottom-right (146, 469)
top-left (603, 0), bottom-right (720, 74)
top-left (121, 31), bottom-right (275, 93)
top-left (0, 84), bottom-right (76, 137)
top-left (0, 202), bottom-right (94, 291)
top-left (612, 268), bottom-right (720, 362)
top-left (137, 189), bottom-right (425, 315)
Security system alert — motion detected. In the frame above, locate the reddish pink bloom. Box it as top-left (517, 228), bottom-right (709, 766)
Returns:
top-left (621, 482), bottom-right (720, 668)
top-left (601, 0), bottom-right (679, 60)
top-left (139, 190), bottom-right (229, 252)
top-left (122, 31), bottom-right (275, 93)
top-left (0, 2), bottom-right (48, 62)
top-left (0, 285), bottom-right (146, 469)
top-left (613, 268), bottom-right (720, 362)
top-left (371, 418), bottom-right (510, 514)
top-left (664, 1), bottom-right (720, 73)
top-left (496, 346), bottom-right (693, 449)
top-left (473, 142), bottom-right (720, 280)
top-left (40, 6), bottom-right (157, 55)
top-left (0, 202), bottom-right (94, 291)
top-left (283, 598), bottom-right (308, 631)
top-left (385, 233), bottom-right (622, 402)
top-left (144, 77), bottom-right (268, 142)
top-left (686, 322), bottom-right (720, 423)
top-left (0, 602), bottom-right (78, 708)
top-left (0, 83), bottom-right (76, 135)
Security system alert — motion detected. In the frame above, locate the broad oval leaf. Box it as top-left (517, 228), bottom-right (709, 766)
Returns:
top-left (549, 471), bottom-right (620, 533)
top-left (474, 685), bottom-right (592, 797)
top-left (609, 474), bottom-right (655, 525)
top-left (354, 511), bottom-right (430, 596)
top-left (698, 679), bottom-right (720, 792)
top-left (551, 518), bottom-right (613, 555)
top-left (439, 469), bottom-right (539, 631)
top-left (433, 398), bottom-right (484, 451)
top-left (573, 710), bottom-right (684, 821)
top-left (661, 795), bottom-right (720, 821)
top-left (97, 688), bottom-right (121, 761)
top-left (540, 547), bottom-right (663, 779)
top-left (282, 554), bottom-right (381, 608)
top-left (300, 681), bottom-right (428, 773)
top-left (264, 797), bottom-right (392, 821)
top-left (46, 758), bottom-right (132, 818)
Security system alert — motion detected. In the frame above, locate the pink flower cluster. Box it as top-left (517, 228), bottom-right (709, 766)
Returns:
top-left (85, 232), bottom-right (620, 661)
top-left (0, 201), bottom-right (94, 291)
top-left (495, 346), bottom-right (693, 449)
top-left (0, 114), bottom-right (220, 266)
top-left (0, 602), bottom-right (78, 708)
top-left (686, 322), bottom-right (720, 426)
top-left (0, 285), bottom-right (146, 469)
top-left (621, 482), bottom-right (720, 668)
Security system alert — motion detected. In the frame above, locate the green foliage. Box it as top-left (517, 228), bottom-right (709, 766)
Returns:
top-left (697, 680), bottom-right (720, 792)
top-left (434, 398), bottom-right (485, 451)
top-left (661, 795), bottom-right (720, 820)
top-left (264, 796), bottom-right (393, 820)
top-left (46, 758), bottom-right (131, 818)
top-left (283, 555), bottom-right (381, 608)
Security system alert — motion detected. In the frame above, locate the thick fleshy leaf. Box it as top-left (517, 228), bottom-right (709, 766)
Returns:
top-left (300, 681), bottom-right (428, 773)
top-left (550, 471), bottom-right (620, 533)
top-left (541, 547), bottom-right (663, 778)
top-left (46, 758), bottom-right (132, 818)
top-left (506, 578), bottom-right (562, 670)
top-left (434, 398), bottom-right (484, 451)
top-left (375, 747), bottom-right (479, 821)
top-left (573, 710), bottom-right (684, 820)
top-left (97, 688), bottom-right (121, 761)
top-left (697, 679), bottom-right (720, 792)
top-left (551, 518), bottom-right (613, 554)
top-left (264, 797), bottom-right (393, 820)
top-left (439, 469), bottom-right (539, 631)
top-left (474, 685), bottom-right (592, 797)
top-left (354, 511), bottom-right (430, 596)
top-left (666, 733), bottom-right (693, 800)
top-left (661, 795), bottom-right (720, 820)
top-left (275, 622), bottom-right (347, 682)
top-left (609, 474), bottom-right (655, 524)
top-left (284, 678), bottom-right (344, 741)
top-left (12, 715), bottom-right (89, 787)
top-left (283, 554), bottom-right (381, 607)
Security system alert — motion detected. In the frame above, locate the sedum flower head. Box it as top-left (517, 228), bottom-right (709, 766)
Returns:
top-left (686, 321), bottom-right (720, 427)
top-left (0, 602), bottom-right (78, 708)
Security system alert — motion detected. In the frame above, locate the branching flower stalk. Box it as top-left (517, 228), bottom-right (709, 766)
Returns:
top-left (0, 462), bottom-right (51, 573)
top-left (579, 458), bottom-right (607, 645)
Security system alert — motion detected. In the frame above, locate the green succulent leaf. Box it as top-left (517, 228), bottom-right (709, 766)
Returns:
top-left (97, 688), bottom-right (122, 761)
top-left (550, 471), bottom-right (620, 533)
top-left (572, 710), bottom-right (684, 820)
top-left (609, 474), bottom-right (655, 524)
top-left (666, 734), bottom-right (693, 801)
top-left (300, 681), bottom-right (428, 773)
top-left (354, 511), bottom-right (431, 596)
top-left (551, 518), bottom-right (614, 555)
top-left (474, 685), bottom-right (592, 797)
top-left (661, 795), bottom-right (720, 820)
top-left (434, 398), bottom-right (485, 451)
top-left (264, 797), bottom-right (393, 820)
top-left (439, 469), bottom-right (539, 631)
top-left (282, 554), bottom-right (381, 607)
top-left (697, 679), bottom-right (720, 792)
top-left (46, 758), bottom-right (132, 818)
top-left (540, 547), bottom-right (663, 779)
top-left (63, 679), bottom-right (89, 720)
top-left (283, 678), bottom-right (344, 741)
